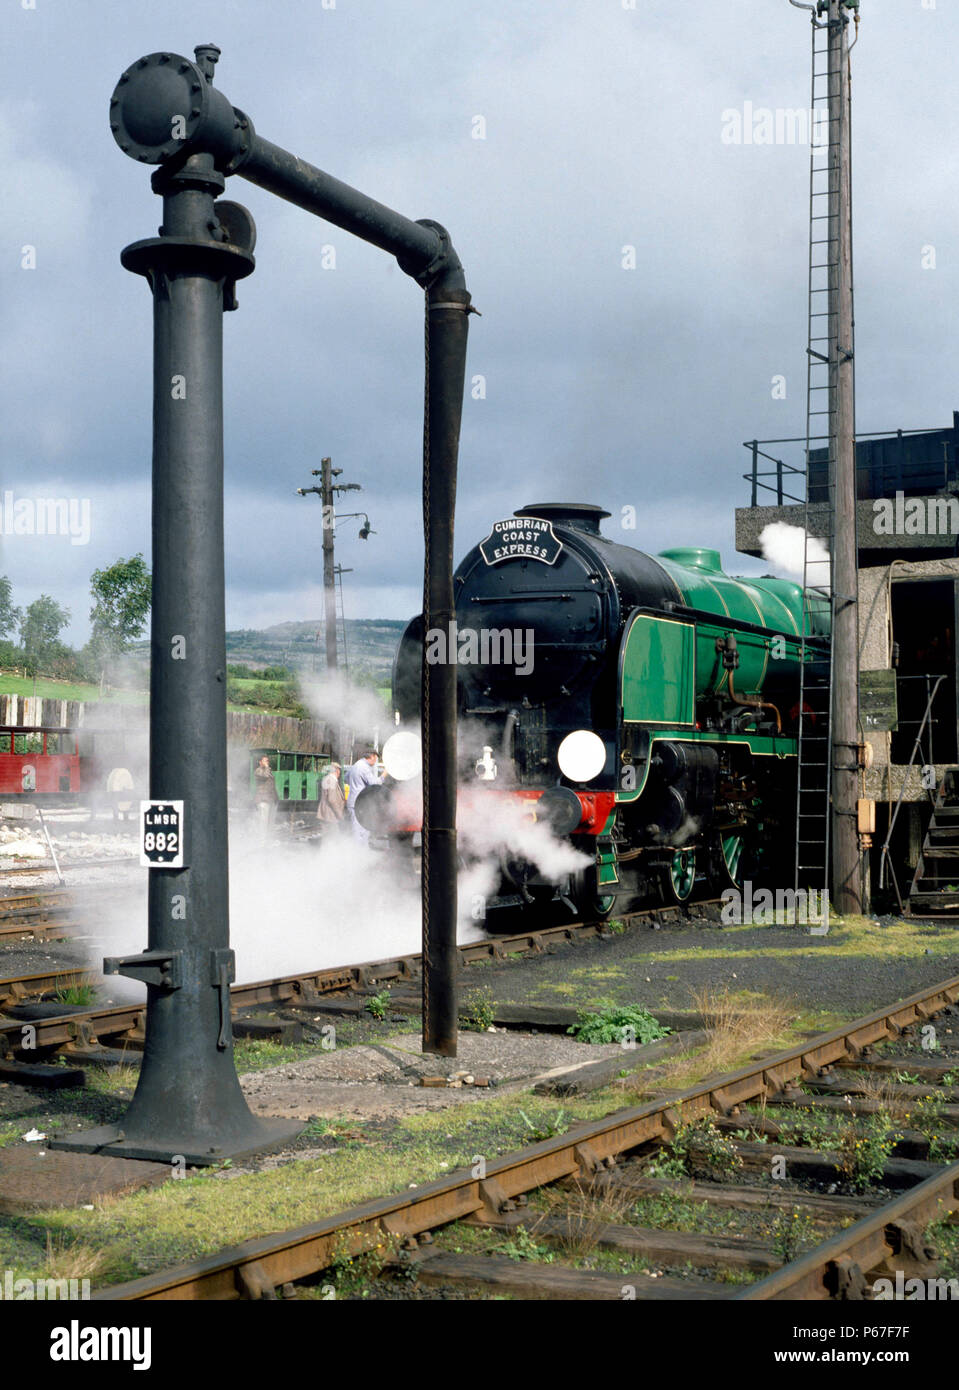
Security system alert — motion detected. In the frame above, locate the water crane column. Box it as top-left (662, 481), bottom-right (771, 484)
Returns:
top-left (54, 42), bottom-right (470, 1163)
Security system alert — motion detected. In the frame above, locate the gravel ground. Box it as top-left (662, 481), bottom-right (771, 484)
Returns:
top-left (0, 939), bottom-right (93, 979)
top-left (240, 1029), bottom-right (625, 1120)
top-left (466, 916), bottom-right (959, 1018)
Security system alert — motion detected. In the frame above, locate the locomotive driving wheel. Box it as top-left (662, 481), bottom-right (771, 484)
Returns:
top-left (711, 831), bottom-right (746, 891)
top-left (708, 834), bottom-right (739, 889)
top-left (658, 848), bottom-right (697, 905)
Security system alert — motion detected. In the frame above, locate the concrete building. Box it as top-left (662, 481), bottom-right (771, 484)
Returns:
top-left (735, 416), bottom-right (959, 911)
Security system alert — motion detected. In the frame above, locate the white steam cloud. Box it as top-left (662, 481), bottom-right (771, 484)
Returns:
top-left (759, 521), bottom-right (831, 588)
top-left (459, 790), bottom-right (590, 883)
top-left (85, 672), bottom-right (593, 994)
top-left (86, 829), bottom-right (488, 997)
top-left (300, 672), bottom-right (391, 755)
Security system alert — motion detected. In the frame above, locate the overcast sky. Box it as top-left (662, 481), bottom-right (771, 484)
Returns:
top-left (2, 0), bottom-right (956, 644)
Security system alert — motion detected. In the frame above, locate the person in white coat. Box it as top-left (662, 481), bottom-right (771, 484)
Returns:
top-left (346, 749), bottom-right (381, 844)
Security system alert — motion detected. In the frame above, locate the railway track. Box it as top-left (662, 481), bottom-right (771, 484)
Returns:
top-left (0, 884), bottom-right (137, 943)
top-left (0, 891), bottom-right (83, 943)
top-left (85, 972), bottom-right (959, 1301)
top-left (0, 856), bottom-right (139, 881)
top-left (0, 900), bottom-right (721, 1056)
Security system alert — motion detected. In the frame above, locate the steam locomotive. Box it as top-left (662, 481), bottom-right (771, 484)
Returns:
top-left (363, 503), bottom-right (829, 924)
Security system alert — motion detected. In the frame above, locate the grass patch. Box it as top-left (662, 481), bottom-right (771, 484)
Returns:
top-left (54, 984), bottom-right (98, 1008)
top-left (84, 1063), bottom-right (141, 1097)
top-left (649, 985), bottom-right (794, 1091)
top-left (0, 675), bottom-right (145, 704)
top-left (622, 917), bottom-right (959, 965)
top-left (607, 986), bottom-right (798, 1112)
top-left (529, 1178), bottom-right (638, 1261)
top-left (232, 1038), bottom-right (320, 1072)
top-left (43, 1232), bottom-right (112, 1285)
top-left (528, 981), bottom-right (578, 999)
top-left (0, 1088), bottom-right (625, 1290)
top-left (430, 1216), bottom-right (648, 1279)
top-left (517, 1108), bottom-right (570, 1142)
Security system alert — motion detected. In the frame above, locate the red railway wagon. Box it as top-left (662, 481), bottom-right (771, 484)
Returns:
top-left (0, 727), bottom-right (81, 799)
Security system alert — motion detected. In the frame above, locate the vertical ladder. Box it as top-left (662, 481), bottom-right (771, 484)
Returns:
top-left (794, 9), bottom-right (842, 897)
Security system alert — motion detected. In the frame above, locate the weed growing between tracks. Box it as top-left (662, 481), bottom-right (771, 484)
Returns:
top-left (768, 1208), bottom-right (817, 1263)
top-left (766, 1108), bottom-right (841, 1151)
top-left (925, 1217), bottom-right (959, 1280)
top-left (365, 990), bottom-right (392, 1021)
top-left (646, 1117), bottom-right (743, 1182)
top-left (835, 1112), bottom-right (897, 1192)
top-left (624, 1185), bottom-right (833, 1251)
top-left (423, 1185), bottom-right (777, 1289)
top-left (52, 984), bottom-right (98, 1008)
top-left (427, 1218), bottom-right (654, 1282)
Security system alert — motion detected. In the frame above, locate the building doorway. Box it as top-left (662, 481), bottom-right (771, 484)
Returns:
top-left (890, 578), bottom-right (958, 766)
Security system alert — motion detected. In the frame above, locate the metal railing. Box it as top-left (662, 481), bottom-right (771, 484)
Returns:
top-left (742, 425), bottom-right (959, 509)
top-left (878, 673), bottom-right (947, 913)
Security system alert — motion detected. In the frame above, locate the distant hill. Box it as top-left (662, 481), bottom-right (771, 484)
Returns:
top-left (224, 618), bottom-right (406, 686)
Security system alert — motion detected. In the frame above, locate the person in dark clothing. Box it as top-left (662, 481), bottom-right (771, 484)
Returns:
top-left (254, 755), bottom-right (278, 838)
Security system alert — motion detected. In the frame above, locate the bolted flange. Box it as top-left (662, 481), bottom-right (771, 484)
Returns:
top-left (110, 50), bottom-right (248, 170)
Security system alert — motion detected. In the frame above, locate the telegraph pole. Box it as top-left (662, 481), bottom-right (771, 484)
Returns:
top-left (827, 0), bottom-right (863, 914)
top-left (298, 456), bottom-right (361, 673)
top-left (320, 457), bottom-right (338, 671)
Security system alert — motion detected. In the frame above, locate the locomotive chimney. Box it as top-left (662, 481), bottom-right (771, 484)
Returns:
top-left (519, 503), bottom-right (611, 535)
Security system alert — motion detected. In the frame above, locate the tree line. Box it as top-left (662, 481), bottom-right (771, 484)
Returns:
top-left (0, 556), bottom-right (151, 691)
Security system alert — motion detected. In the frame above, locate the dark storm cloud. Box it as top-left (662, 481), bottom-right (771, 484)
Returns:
top-left (2, 0), bottom-right (956, 641)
